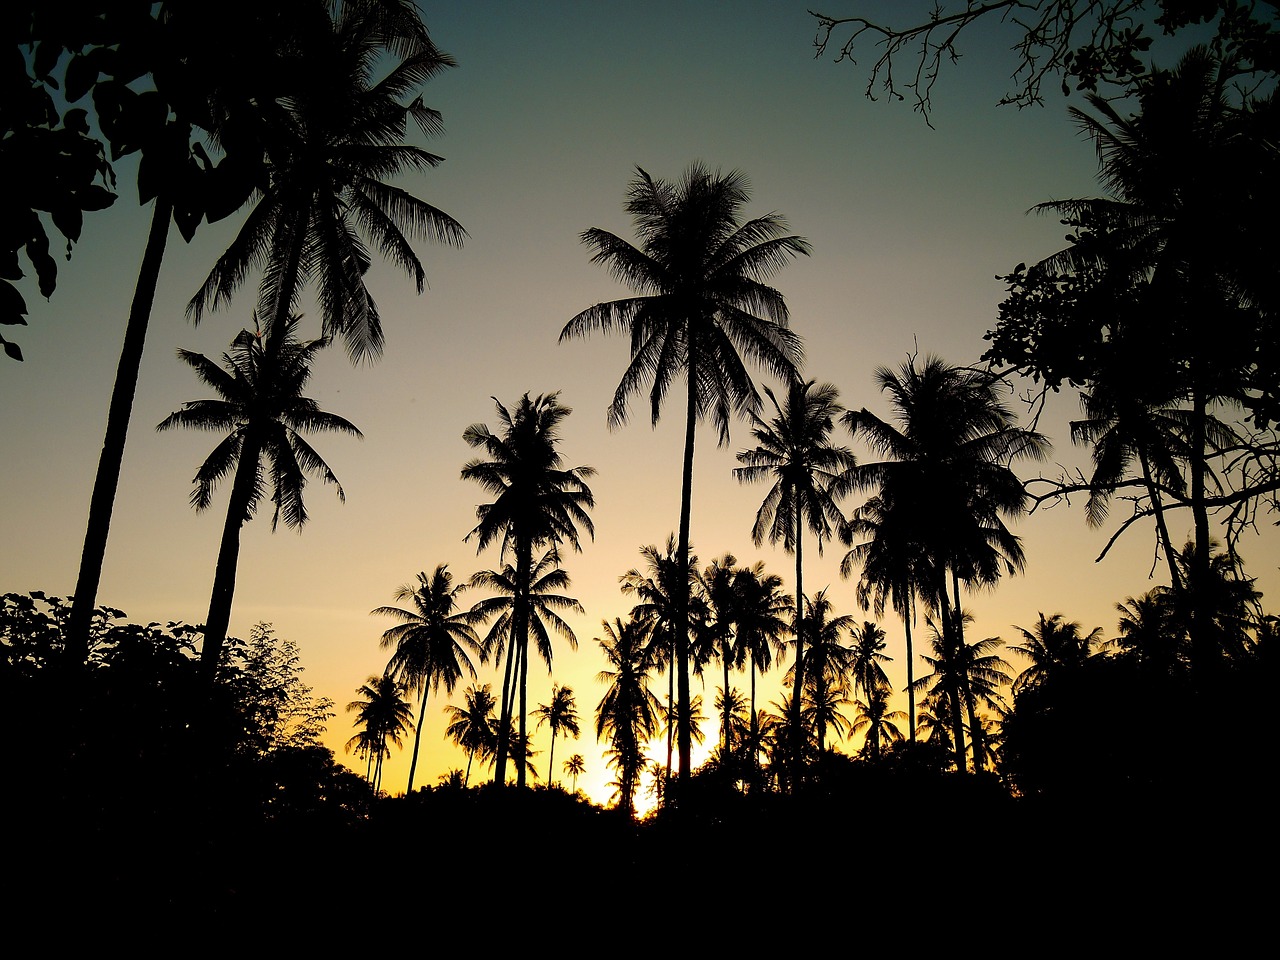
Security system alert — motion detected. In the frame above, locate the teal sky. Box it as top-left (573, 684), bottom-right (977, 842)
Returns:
top-left (4, 2), bottom-right (1269, 802)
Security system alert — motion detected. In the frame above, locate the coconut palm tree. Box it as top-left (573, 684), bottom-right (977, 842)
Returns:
top-left (730, 562), bottom-right (793, 756)
top-left (787, 589), bottom-right (855, 756)
top-left (468, 548), bottom-right (585, 783)
top-left (843, 355), bottom-right (1046, 769)
top-left (735, 378), bottom-right (856, 767)
top-left (345, 673), bottom-right (413, 794)
top-left (462, 392), bottom-right (595, 787)
top-left (444, 683), bottom-right (497, 787)
top-left (595, 617), bottom-right (661, 816)
top-left (1009, 613), bottom-right (1105, 695)
top-left (852, 685), bottom-right (907, 760)
top-left (563, 753), bottom-right (586, 794)
top-left (534, 684), bottom-right (581, 788)
top-left (68, 3), bottom-right (459, 661)
top-left (187, 1), bottom-right (466, 359)
top-left (373, 565), bottom-right (482, 793)
top-left (620, 536), bottom-right (699, 782)
top-left (693, 554), bottom-right (746, 754)
top-left (157, 315), bottom-right (360, 683)
top-left (563, 163), bottom-right (809, 783)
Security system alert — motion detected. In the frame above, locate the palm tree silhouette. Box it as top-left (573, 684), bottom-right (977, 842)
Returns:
top-left (563, 753), bottom-right (586, 794)
top-left (534, 684), bottom-right (581, 788)
top-left (844, 355), bottom-right (1046, 769)
top-left (346, 673), bottom-right (413, 795)
top-left (1009, 613), bottom-right (1104, 695)
top-left (187, 2), bottom-right (465, 359)
top-left (67, 4), bottom-right (458, 659)
top-left (851, 686), bottom-right (907, 760)
top-left (729, 562), bottom-right (792, 761)
top-left (563, 163), bottom-right (809, 784)
top-left (157, 315), bottom-right (360, 683)
top-left (444, 683), bottom-right (498, 787)
top-left (693, 554), bottom-right (746, 755)
top-left (372, 565), bottom-right (482, 793)
top-left (462, 393), bottom-right (594, 787)
top-left (469, 548), bottom-right (585, 783)
top-left (735, 378), bottom-right (855, 770)
top-left (594, 617), bottom-right (660, 816)
top-left (621, 536), bottom-right (699, 783)
top-left (788, 589), bottom-right (855, 755)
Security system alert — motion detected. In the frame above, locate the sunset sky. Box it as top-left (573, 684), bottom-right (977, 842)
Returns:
top-left (3, 1), bottom-right (1270, 804)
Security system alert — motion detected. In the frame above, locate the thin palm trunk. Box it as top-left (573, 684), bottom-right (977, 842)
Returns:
top-left (493, 629), bottom-right (517, 783)
top-left (935, 579), bottom-right (968, 771)
top-left (1189, 380), bottom-right (1214, 673)
top-left (903, 589), bottom-right (916, 742)
top-left (199, 430), bottom-right (263, 685)
top-left (790, 512), bottom-right (805, 775)
top-left (515, 541), bottom-right (532, 788)
top-left (675, 360), bottom-right (697, 787)
top-left (547, 729), bottom-right (557, 787)
top-left (1139, 449), bottom-right (1184, 595)
top-left (722, 644), bottom-right (732, 752)
top-left (407, 688), bottom-right (429, 794)
top-left (67, 197), bottom-right (174, 667)
top-left (951, 570), bottom-right (985, 772)
top-left (665, 653), bottom-right (675, 783)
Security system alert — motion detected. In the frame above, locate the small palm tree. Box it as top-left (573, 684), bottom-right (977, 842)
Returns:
top-left (444, 683), bottom-right (498, 787)
top-left (564, 163), bottom-right (809, 784)
top-left (563, 753), bottom-right (586, 794)
top-left (731, 562), bottom-right (792, 758)
top-left (373, 565), bottom-right (482, 793)
top-left (787, 589), bottom-right (855, 756)
top-left (157, 315), bottom-right (360, 683)
top-left (534, 684), bottom-right (581, 788)
top-left (1009, 613), bottom-right (1104, 695)
top-left (596, 618), bottom-right (661, 816)
top-left (851, 686), bottom-right (907, 760)
top-left (345, 674), bottom-right (413, 795)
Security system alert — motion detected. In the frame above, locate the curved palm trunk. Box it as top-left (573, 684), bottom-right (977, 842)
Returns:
top-left (1139, 449), bottom-right (1184, 595)
top-left (547, 729), bottom-right (557, 788)
top-left (406, 686), bottom-right (430, 794)
top-left (199, 430), bottom-right (263, 685)
top-left (790, 511), bottom-right (805, 779)
top-left (674, 363), bottom-right (697, 788)
top-left (67, 197), bottom-right (174, 667)
top-left (464, 749), bottom-right (473, 787)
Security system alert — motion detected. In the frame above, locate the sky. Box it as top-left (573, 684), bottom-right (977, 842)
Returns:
top-left (4, 1), bottom-right (1273, 805)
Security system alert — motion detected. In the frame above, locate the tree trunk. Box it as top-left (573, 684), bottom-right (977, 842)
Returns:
top-left (902, 587), bottom-right (915, 742)
top-left (935, 577), bottom-right (967, 772)
top-left (67, 196), bottom-right (174, 666)
top-left (406, 686), bottom-right (429, 794)
top-left (790, 511), bottom-right (805, 778)
top-left (493, 628), bottom-right (517, 784)
top-left (198, 430), bottom-right (263, 685)
top-left (547, 729), bottom-right (557, 788)
top-left (515, 540), bottom-right (532, 788)
top-left (1189, 381), bottom-right (1214, 674)
top-left (674, 360), bottom-right (697, 789)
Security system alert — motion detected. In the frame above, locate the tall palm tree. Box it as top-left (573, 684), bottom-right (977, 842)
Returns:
top-left (534, 684), bottom-right (581, 788)
top-left (157, 315), bottom-right (360, 683)
top-left (468, 548), bottom-right (585, 784)
top-left (735, 378), bottom-right (856, 769)
top-left (844, 355), bottom-right (1046, 769)
top-left (563, 163), bottom-right (809, 784)
top-left (372, 565), bottom-right (482, 793)
top-left (345, 673), bottom-right (413, 795)
top-left (444, 683), bottom-right (497, 787)
top-left (462, 393), bottom-right (595, 787)
top-left (67, 3), bottom-right (458, 661)
top-left (595, 617), bottom-right (661, 816)
top-left (694, 554), bottom-right (745, 754)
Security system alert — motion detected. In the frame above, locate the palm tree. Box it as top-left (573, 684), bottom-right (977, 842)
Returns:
top-left (468, 548), bottom-right (585, 783)
top-left (693, 554), bottom-right (746, 754)
top-left (67, 3), bottom-right (457, 661)
top-left (345, 673), bottom-right (413, 795)
top-left (462, 392), bottom-right (595, 787)
top-left (534, 684), bottom-right (581, 788)
top-left (843, 355), bottom-right (1046, 769)
top-left (851, 685), bottom-right (907, 760)
top-left (563, 753), bottom-right (586, 794)
top-left (187, 1), bottom-right (466, 359)
top-left (620, 536), bottom-right (699, 782)
top-left (735, 378), bottom-right (856, 768)
top-left (595, 617), bottom-right (661, 816)
top-left (157, 315), bottom-right (360, 683)
top-left (1009, 613), bottom-right (1104, 695)
top-left (563, 163), bottom-right (809, 784)
top-left (444, 683), bottom-right (498, 787)
top-left (730, 562), bottom-right (793, 757)
top-left (373, 565), bottom-right (482, 793)
top-left (788, 589), bottom-right (855, 755)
